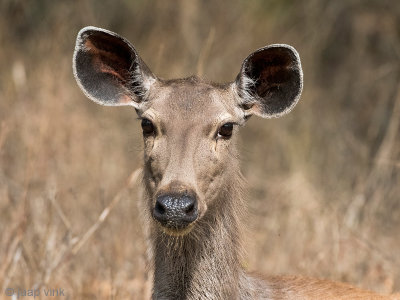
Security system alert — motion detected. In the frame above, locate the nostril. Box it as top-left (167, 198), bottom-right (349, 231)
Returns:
top-left (181, 196), bottom-right (198, 222)
top-left (155, 201), bottom-right (165, 214)
top-left (184, 202), bottom-right (195, 215)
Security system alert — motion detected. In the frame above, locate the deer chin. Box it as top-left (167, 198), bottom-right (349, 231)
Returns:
top-left (157, 222), bottom-right (196, 237)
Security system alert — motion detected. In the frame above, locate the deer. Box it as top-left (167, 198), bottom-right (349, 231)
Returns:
top-left (72, 26), bottom-right (399, 300)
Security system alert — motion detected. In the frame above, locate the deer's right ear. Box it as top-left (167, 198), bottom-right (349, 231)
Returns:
top-left (73, 26), bottom-right (156, 108)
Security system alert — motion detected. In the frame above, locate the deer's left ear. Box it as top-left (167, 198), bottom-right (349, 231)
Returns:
top-left (233, 45), bottom-right (303, 118)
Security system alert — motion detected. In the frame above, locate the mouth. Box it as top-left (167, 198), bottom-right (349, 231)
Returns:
top-left (156, 221), bottom-right (196, 236)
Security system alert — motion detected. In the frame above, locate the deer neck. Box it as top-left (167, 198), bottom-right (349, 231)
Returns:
top-left (150, 180), bottom-right (248, 300)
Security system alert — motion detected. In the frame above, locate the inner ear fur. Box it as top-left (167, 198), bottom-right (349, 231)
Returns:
top-left (73, 26), bottom-right (155, 107)
top-left (235, 44), bottom-right (303, 118)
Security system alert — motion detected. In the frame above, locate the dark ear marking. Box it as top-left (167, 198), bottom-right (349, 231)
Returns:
top-left (73, 26), bottom-right (156, 108)
top-left (235, 44), bottom-right (303, 118)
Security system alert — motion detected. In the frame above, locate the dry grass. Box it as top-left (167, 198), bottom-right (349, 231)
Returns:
top-left (0, 0), bottom-right (399, 299)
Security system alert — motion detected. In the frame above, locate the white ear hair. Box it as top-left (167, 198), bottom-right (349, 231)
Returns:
top-left (235, 73), bottom-right (257, 106)
top-left (131, 63), bottom-right (156, 101)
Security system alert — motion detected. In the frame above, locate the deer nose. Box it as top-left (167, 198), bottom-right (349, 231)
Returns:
top-left (153, 193), bottom-right (198, 229)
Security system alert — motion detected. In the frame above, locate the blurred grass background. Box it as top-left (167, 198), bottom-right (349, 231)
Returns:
top-left (0, 0), bottom-right (399, 299)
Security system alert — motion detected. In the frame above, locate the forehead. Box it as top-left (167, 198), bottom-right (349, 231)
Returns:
top-left (142, 78), bottom-right (242, 123)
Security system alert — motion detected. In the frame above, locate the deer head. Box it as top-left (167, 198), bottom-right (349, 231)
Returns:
top-left (73, 26), bottom-right (303, 236)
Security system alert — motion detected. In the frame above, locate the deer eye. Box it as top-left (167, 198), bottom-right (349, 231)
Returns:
top-left (141, 118), bottom-right (155, 136)
top-left (218, 123), bottom-right (234, 139)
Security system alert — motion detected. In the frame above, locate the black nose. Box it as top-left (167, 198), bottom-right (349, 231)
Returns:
top-left (153, 193), bottom-right (198, 229)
